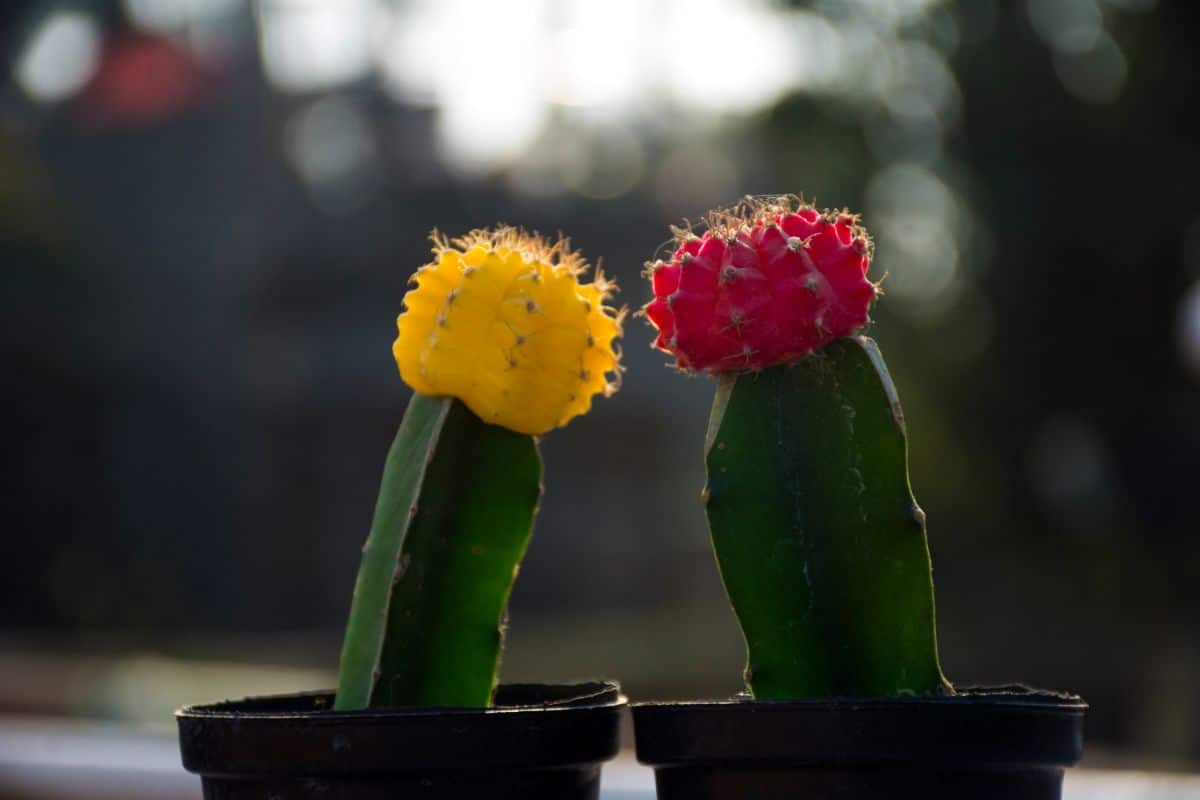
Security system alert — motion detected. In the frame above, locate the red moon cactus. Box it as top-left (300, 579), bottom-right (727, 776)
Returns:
top-left (643, 196), bottom-right (878, 372)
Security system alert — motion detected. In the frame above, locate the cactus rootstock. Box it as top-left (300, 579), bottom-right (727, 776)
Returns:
top-left (335, 394), bottom-right (542, 711)
top-left (704, 338), bottom-right (948, 699)
top-left (644, 196), bottom-right (877, 373)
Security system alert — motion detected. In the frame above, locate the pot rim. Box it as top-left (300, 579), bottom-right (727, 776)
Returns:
top-left (632, 684), bottom-right (1087, 713)
top-left (177, 681), bottom-right (627, 776)
top-left (632, 684), bottom-right (1086, 770)
top-left (176, 680), bottom-right (624, 721)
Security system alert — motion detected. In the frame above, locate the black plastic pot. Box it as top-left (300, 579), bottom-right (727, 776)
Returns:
top-left (177, 681), bottom-right (625, 799)
top-left (633, 686), bottom-right (1085, 800)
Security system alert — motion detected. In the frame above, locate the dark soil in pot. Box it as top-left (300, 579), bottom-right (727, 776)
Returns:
top-left (177, 681), bottom-right (625, 800)
top-left (633, 686), bottom-right (1085, 800)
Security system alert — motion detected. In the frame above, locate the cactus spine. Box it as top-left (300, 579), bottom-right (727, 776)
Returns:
top-left (704, 336), bottom-right (949, 699)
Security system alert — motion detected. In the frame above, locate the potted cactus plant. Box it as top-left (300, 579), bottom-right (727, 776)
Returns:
top-left (177, 227), bottom-right (628, 799)
top-left (632, 196), bottom-right (1086, 800)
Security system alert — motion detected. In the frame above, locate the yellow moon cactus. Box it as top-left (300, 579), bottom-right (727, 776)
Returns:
top-left (394, 227), bottom-right (624, 435)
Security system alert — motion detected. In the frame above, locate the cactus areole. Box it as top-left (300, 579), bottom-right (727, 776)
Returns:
top-left (335, 227), bottom-right (623, 711)
top-left (645, 196), bottom-right (950, 700)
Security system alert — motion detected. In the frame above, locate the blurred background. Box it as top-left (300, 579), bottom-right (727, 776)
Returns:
top-left (3, 0), bottom-right (1199, 788)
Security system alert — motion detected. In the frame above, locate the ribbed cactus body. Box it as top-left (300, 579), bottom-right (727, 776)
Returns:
top-left (644, 201), bottom-right (875, 372)
top-left (704, 338), bottom-right (948, 699)
top-left (395, 229), bottom-right (623, 435)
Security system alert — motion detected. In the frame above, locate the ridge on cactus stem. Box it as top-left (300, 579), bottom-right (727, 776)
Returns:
top-left (645, 196), bottom-right (948, 701)
top-left (395, 226), bottom-right (625, 435)
top-left (336, 226), bottom-right (623, 711)
top-left (643, 195), bottom-right (878, 373)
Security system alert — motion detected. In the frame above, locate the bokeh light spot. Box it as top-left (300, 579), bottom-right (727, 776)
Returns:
top-left (16, 10), bottom-right (102, 104)
top-left (1053, 32), bottom-right (1128, 104)
top-left (1027, 0), bottom-right (1103, 53)
top-left (257, 0), bottom-right (374, 93)
top-left (867, 162), bottom-right (964, 321)
top-left (123, 0), bottom-right (240, 34)
top-left (560, 125), bottom-right (645, 200)
top-left (285, 95), bottom-right (378, 213)
top-left (654, 144), bottom-right (741, 219)
top-left (1179, 281), bottom-right (1200, 378)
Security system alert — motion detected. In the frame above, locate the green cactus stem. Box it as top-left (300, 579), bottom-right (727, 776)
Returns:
top-left (334, 392), bottom-right (542, 710)
top-left (704, 336), bottom-right (950, 699)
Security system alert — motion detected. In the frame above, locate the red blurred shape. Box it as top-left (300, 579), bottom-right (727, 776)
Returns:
top-left (77, 33), bottom-right (217, 129)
